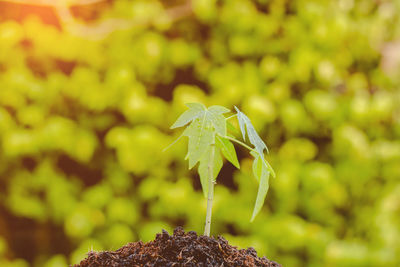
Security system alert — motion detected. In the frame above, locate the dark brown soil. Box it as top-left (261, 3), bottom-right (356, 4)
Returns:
top-left (73, 227), bottom-right (281, 267)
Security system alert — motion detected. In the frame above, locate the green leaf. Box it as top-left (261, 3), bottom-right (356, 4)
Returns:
top-left (208, 105), bottom-right (230, 114)
top-left (235, 106), bottom-right (247, 142)
top-left (170, 103), bottom-right (205, 129)
top-left (250, 151), bottom-right (275, 178)
top-left (250, 154), bottom-right (270, 222)
top-left (198, 146), bottom-right (222, 198)
top-left (263, 158), bottom-right (276, 178)
top-left (206, 106), bottom-right (229, 136)
top-left (251, 153), bottom-right (262, 182)
top-left (175, 104), bottom-right (230, 168)
top-left (172, 104), bottom-right (228, 136)
top-left (206, 112), bottom-right (226, 136)
top-left (184, 117), bottom-right (214, 169)
top-left (215, 135), bottom-right (240, 169)
top-left (234, 106), bottom-right (269, 157)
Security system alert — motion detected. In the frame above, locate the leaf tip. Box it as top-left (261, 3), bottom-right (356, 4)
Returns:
top-left (188, 159), bottom-right (198, 170)
top-left (232, 160), bottom-right (240, 169)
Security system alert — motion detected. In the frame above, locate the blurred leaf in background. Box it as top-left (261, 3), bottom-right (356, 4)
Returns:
top-left (0, 0), bottom-right (399, 266)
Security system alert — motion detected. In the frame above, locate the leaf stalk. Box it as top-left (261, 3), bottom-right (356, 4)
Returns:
top-left (225, 114), bottom-right (237, 120)
top-left (224, 135), bottom-right (256, 153)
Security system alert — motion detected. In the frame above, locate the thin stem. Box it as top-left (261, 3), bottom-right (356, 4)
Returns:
top-left (204, 145), bottom-right (215, 237)
top-left (225, 135), bottom-right (275, 177)
top-left (226, 114), bottom-right (237, 120)
top-left (163, 131), bottom-right (185, 152)
top-left (224, 135), bottom-right (256, 153)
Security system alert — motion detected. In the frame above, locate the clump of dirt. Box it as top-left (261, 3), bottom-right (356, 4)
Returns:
top-left (73, 227), bottom-right (281, 267)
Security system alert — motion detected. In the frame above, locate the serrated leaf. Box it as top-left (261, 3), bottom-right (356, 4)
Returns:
top-left (184, 117), bottom-right (214, 169)
top-left (170, 103), bottom-right (205, 129)
top-left (248, 123), bottom-right (269, 154)
top-left (235, 106), bottom-right (247, 141)
top-left (206, 107), bottom-right (227, 136)
top-left (216, 135), bottom-right (240, 169)
top-left (172, 104), bottom-right (228, 136)
top-left (207, 113), bottom-right (226, 136)
top-left (263, 158), bottom-right (276, 178)
top-left (250, 154), bottom-right (270, 222)
top-left (250, 150), bottom-right (275, 178)
top-left (198, 146), bottom-right (222, 198)
top-left (234, 106), bottom-right (269, 158)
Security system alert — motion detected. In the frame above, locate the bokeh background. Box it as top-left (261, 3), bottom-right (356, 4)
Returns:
top-left (0, 0), bottom-right (400, 266)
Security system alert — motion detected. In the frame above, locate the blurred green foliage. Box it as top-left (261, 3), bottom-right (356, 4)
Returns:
top-left (0, 0), bottom-right (400, 266)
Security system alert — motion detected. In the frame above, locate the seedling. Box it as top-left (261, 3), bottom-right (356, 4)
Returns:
top-left (166, 103), bottom-right (275, 236)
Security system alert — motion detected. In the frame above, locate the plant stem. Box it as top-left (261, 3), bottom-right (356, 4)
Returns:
top-left (204, 145), bottom-right (215, 237)
top-left (224, 135), bottom-right (256, 153)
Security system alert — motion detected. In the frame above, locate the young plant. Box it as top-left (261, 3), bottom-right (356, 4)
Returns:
top-left (166, 103), bottom-right (275, 236)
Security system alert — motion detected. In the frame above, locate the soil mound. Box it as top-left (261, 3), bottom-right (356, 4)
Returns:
top-left (74, 227), bottom-right (281, 267)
